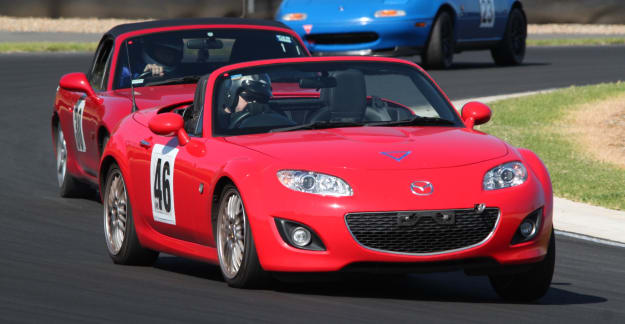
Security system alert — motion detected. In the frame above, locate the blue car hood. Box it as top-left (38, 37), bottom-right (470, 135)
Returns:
top-left (281, 0), bottom-right (414, 22)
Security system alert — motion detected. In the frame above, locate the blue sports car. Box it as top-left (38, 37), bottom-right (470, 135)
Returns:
top-left (276, 0), bottom-right (527, 69)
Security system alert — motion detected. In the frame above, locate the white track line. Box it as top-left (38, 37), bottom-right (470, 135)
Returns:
top-left (555, 230), bottom-right (625, 248)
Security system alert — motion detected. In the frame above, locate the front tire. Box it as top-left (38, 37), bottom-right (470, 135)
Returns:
top-left (103, 163), bottom-right (159, 265)
top-left (421, 11), bottom-right (455, 69)
top-left (216, 185), bottom-right (267, 288)
top-left (491, 8), bottom-right (527, 66)
top-left (489, 228), bottom-right (555, 302)
top-left (55, 126), bottom-right (88, 197)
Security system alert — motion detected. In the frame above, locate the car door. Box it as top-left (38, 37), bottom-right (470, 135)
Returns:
top-left (129, 114), bottom-right (209, 244)
top-left (76, 38), bottom-right (114, 176)
top-left (455, 0), bottom-right (506, 41)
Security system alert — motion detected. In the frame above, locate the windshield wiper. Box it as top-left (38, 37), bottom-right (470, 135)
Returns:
top-left (143, 75), bottom-right (202, 87)
top-left (367, 116), bottom-right (457, 127)
top-left (270, 120), bottom-right (364, 133)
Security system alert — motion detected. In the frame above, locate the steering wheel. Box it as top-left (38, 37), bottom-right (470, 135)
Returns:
top-left (228, 110), bottom-right (252, 129)
top-left (136, 70), bottom-right (161, 79)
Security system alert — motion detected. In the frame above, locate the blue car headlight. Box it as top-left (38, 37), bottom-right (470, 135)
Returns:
top-left (277, 170), bottom-right (353, 197)
top-left (483, 162), bottom-right (528, 190)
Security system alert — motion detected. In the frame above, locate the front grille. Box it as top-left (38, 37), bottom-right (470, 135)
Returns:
top-left (306, 32), bottom-right (379, 45)
top-left (345, 208), bottom-right (499, 254)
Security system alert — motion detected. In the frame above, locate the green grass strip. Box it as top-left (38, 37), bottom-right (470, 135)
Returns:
top-left (0, 42), bottom-right (97, 53)
top-left (528, 37), bottom-right (625, 47)
top-left (479, 82), bottom-right (625, 210)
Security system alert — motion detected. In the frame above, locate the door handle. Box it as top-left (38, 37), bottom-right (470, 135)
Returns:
top-left (140, 139), bottom-right (152, 148)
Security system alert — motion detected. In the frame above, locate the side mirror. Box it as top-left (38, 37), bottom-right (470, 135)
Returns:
top-left (59, 72), bottom-right (102, 104)
top-left (148, 113), bottom-right (190, 146)
top-left (461, 101), bottom-right (491, 129)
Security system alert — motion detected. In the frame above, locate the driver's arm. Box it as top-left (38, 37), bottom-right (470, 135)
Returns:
top-left (143, 64), bottom-right (164, 77)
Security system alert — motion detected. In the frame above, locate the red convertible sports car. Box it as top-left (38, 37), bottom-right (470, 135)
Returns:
top-left (52, 18), bottom-right (308, 196)
top-left (100, 56), bottom-right (554, 301)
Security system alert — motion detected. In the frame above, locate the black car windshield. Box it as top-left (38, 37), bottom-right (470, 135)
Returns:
top-left (212, 61), bottom-right (463, 136)
top-left (114, 29), bottom-right (306, 89)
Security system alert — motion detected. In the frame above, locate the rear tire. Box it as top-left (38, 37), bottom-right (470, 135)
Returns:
top-left (216, 185), bottom-right (268, 288)
top-left (103, 163), bottom-right (159, 266)
top-left (421, 11), bottom-right (454, 69)
top-left (489, 228), bottom-right (555, 302)
top-left (491, 8), bottom-right (526, 66)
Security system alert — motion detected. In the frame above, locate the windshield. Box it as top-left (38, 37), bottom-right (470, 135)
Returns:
top-left (114, 29), bottom-right (306, 89)
top-left (212, 61), bottom-right (463, 136)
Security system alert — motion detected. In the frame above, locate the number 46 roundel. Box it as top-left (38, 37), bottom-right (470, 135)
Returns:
top-left (150, 144), bottom-right (179, 225)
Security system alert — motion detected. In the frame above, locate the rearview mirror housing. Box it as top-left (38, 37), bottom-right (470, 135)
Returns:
top-left (59, 72), bottom-right (102, 104)
top-left (186, 38), bottom-right (224, 50)
top-left (299, 76), bottom-right (337, 89)
top-left (461, 101), bottom-right (492, 129)
top-left (148, 113), bottom-right (190, 145)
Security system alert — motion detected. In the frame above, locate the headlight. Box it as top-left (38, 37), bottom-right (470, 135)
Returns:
top-left (282, 13), bottom-right (307, 21)
top-left (277, 170), bottom-right (353, 197)
top-left (374, 9), bottom-right (406, 18)
top-left (483, 162), bottom-right (527, 190)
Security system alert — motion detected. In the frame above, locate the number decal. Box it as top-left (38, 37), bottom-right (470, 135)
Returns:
top-left (150, 144), bottom-right (178, 225)
top-left (479, 0), bottom-right (495, 28)
top-left (72, 98), bottom-right (86, 152)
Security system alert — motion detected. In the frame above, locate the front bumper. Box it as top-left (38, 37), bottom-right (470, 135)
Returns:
top-left (283, 18), bottom-right (433, 56)
top-left (243, 160), bottom-right (552, 273)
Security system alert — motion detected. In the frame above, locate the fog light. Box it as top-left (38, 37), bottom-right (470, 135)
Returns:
top-left (511, 207), bottom-right (543, 245)
top-left (519, 220), bottom-right (535, 237)
top-left (291, 227), bottom-right (312, 247)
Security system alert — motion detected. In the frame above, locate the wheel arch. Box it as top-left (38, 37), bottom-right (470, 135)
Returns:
top-left (97, 126), bottom-right (110, 157)
top-left (423, 4), bottom-right (458, 50)
top-left (210, 176), bottom-right (236, 241)
top-left (51, 112), bottom-right (60, 145)
top-left (510, 1), bottom-right (527, 28)
top-left (99, 154), bottom-right (118, 196)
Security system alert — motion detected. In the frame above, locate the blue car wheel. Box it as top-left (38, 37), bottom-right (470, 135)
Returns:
top-left (491, 8), bottom-right (527, 66)
top-left (421, 11), bottom-right (454, 69)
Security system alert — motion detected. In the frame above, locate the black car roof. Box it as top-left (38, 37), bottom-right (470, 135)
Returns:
top-left (105, 17), bottom-right (291, 38)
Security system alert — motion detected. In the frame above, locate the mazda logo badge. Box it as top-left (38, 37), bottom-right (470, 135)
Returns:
top-left (410, 181), bottom-right (433, 196)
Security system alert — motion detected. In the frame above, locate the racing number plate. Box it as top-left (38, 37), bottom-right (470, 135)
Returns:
top-left (150, 144), bottom-right (178, 225)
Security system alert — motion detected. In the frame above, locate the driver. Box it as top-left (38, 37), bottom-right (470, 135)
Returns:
top-left (118, 36), bottom-right (183, 88)
top-left (221, 74), bottom-right (272, 127)
top-left (140, 35), bottom-right (183, 77)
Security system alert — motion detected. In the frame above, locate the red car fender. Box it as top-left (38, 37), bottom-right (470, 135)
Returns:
top-left (52, 88), bottom-right (86, 179)
top-left (517, 147), bottom-right (554, 231)
top-left (98, 95), bottom-right (133, 144)
top-left (209, 155), bottom-right (272, 243)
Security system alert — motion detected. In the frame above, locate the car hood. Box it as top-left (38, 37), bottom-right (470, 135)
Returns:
top-left (225, 126), bottom-right (508, 170)
top-left (282, 0), bottom-right (415, 22)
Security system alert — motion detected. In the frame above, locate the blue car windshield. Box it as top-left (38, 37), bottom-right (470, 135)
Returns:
top-left (114, 29), bottom-right (306, 89)
top-left (211, 61), bottom-right (463, 137)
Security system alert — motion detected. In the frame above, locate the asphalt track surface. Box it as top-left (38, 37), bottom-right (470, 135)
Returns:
top-left (1, 47), bottom-right (625, 323)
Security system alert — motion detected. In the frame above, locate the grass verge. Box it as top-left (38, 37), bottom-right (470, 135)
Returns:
top-left (0, 37), bottom-right (623, 53)
top-left (528, 37), bottom-right (625, 47)
top-left (0, 42), bottom-right (97, 53)
top-left (479, 82), bottom-right (625, 211)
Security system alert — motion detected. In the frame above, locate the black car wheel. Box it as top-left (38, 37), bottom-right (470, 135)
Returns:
top-left (216, 184), bottom-right (268, 288)
top-left (489, 227), bottom-right (555, 302)
top-left (103, 163), bottom-right (159, 265)
top-left (422, 11), bottom-right (454, 69)
top-left (55, 125), bottom-right (89, 197)
top-left (491, 8), bottom-right (527, 66)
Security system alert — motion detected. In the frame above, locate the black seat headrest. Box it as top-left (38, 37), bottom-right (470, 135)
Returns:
top-left (320, 69), bottom-right (367, 122)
